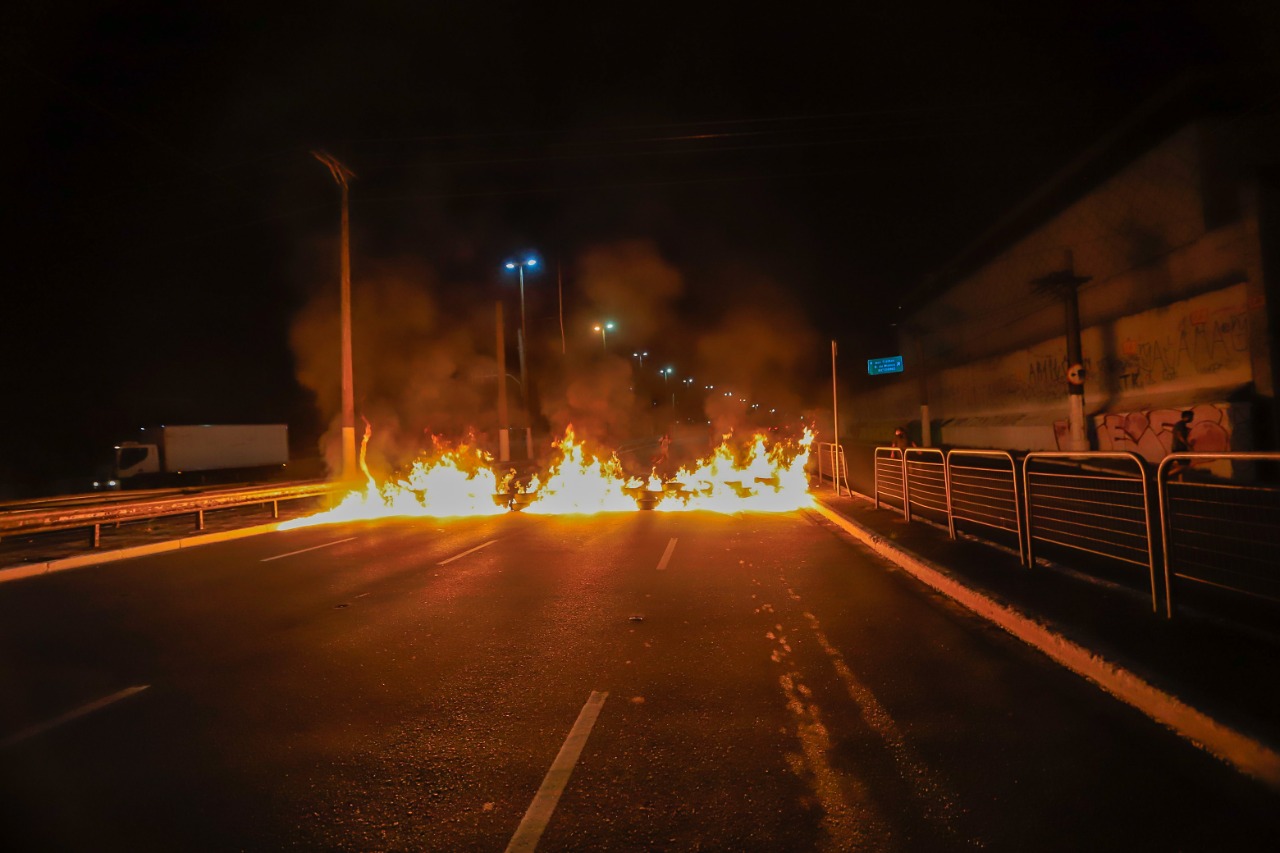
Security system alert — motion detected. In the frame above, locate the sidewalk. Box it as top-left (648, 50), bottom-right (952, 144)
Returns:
top-left (811, 489), bottom-right (1280, 791)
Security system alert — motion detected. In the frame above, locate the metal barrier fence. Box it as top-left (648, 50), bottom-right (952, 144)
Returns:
top-left (873, 447), bottom-right (906, 517)
top-left (904, 448), bottom-right (948, 526)
top-left (946, 450), bottom-right (1024, 566)
top-left (1158, 452), bottom-right (1280, 616)
top-left (0, 481), bottom-right (339, 549)
top-left (813, 442), bottom-right (851, 496)
top-left (856, 446), bottom-right (1280, 621)
top-left (1023, 452), bottom-right (1158, 612)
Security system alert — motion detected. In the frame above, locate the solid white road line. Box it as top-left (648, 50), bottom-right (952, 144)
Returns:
top-left (811, 500), bottom-right (1280, 792)
top-left (655, 537), bottom-right (678, 571)
top-left (506, 690), bottom-right (608, 853)
top-left (260, 537), bottom-right (357, 562)
top-left (437, 539), bottom-right (497, 566)
top-left (0, 685), bottom-right (150, 749)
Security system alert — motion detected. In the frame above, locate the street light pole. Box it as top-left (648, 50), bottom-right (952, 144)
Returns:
top-left (517, 264), bottom-right (527, 345)
top-left (504, 258), bottom-right (537, 413)
top-left (312, 150), bottom-right (358, 482)
top-left (557, 259), bottom-right (566, 355)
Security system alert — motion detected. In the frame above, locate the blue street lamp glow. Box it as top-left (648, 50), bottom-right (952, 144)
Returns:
top-left (503, 257), bottom-right (540, 342)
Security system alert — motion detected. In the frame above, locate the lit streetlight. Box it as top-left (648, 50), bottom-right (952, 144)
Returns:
top-left (632, 350), bottom-right (648, 367)
top-left (593, 321), bottom-right (616, 349)
top-left (503, 257), bottom-right (538, 410)
top-left (503, 257), bottom-right (538, 345)
top-left (660, 366), bottom-right (675, 409)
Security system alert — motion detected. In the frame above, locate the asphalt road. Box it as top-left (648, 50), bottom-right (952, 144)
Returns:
top-left (0, 509), bottom-right (1276, 851)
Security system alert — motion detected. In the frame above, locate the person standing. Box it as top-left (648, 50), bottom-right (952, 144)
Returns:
top-left (1168, 410), bottom-right (1194, 480)
top-left (1171, 410), bottom-right (1194, 453)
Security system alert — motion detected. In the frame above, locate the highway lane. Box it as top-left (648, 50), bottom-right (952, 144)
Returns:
top-left (0, 509), bottom-right (1276, 851)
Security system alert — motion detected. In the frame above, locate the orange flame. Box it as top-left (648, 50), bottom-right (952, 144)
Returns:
top-left (279, 431), bottom-right (506, 530)
top-left (521, 425), bottom-right (638, 514)
top-left (657, 428), bottom-right (815, 513)
top-left (282, 424), bottom-right (814, 528)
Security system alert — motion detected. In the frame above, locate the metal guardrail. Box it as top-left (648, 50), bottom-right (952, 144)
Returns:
top-left (1023, 452), bottom-right (1158, 613)
top-left (904, 448), bottom-right (948, 526)
top-left (0, 481), bottom-right (340, 548)
top-left (946, 450), bottom-right (1024, 566)
top-left (1158, 452), bottom-right (1280, 617)
top-left (813, 442), bottom-right (851, 496)
top-left (873, 447), bottom-right (906, 517)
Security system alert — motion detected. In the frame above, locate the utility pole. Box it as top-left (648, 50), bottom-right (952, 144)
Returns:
top-left (1032, 250), bottom-right (1092, 452)
top-left (311, 150), bottom-right (358, 481)
top-left (496, 302), bottom-right (510, 462)
top-left (557, 259), bottom-right (566, 355)
top-left (831, 340), bottom-right (844, 496)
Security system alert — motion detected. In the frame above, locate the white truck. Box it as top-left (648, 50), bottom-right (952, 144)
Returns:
top-left (113, 424), bottom-right (289, 487)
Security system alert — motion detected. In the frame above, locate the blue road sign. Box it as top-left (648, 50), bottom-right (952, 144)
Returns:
top-left (867, 355), bottom-right (904, 375)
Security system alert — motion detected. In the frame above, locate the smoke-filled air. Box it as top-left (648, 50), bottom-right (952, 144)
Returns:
top-left (286, 239), bottom-right (824, 523)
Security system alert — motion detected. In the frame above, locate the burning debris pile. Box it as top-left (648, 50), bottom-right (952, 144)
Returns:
top-left (281, 426), bottom-right (814, 529)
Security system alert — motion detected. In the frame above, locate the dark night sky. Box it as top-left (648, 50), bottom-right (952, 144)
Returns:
top-left (4, 1), bottom-right (1278, 495)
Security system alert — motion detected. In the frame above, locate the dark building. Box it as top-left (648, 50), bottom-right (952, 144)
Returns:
top-left (852, 78), bottom-right (1280, 464)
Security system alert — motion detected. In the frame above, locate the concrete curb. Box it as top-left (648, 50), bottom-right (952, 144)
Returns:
top-left (0, 522), bottom-right (284, 585)
top-left (811, 499), bottom-right (1280, 793)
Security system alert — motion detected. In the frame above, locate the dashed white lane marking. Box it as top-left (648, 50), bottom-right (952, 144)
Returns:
top-left (655, 538), bottom-right (678, 571)
top-left (437, 539), bottom-right (497, 566)
top-left (1, 685), bottom-right (150, 749)
top-left (261, 537), bottom-right (356, 562)
top-left (506, 690), bottom-right (608, 853)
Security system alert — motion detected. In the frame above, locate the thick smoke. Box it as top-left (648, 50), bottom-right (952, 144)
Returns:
top-left (290, 258), bottom-right (500, 479)
top-left (696, 300), bottom-right (819, 437)
top-left (292, 239), bottom-right (823, 481)
top-left (537, 239), bottom-right (683, 464)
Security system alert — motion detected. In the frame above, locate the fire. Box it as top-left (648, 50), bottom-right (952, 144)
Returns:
top-left (279, 430), bottom-right (506, 530)
top-left (658, 428), bottom-right (815, 513)
top-left (522, 427), bottom-right (637, 514)
top-left (282, 424), bottom-right (814, 528)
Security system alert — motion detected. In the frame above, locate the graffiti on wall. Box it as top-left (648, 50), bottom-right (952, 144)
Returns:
top-left (1100, 304), bottom-right (1252, 393)
top-left (1053, 403), bottom-right (1232, 463)
top-left (940, 284), bottom-right (1255, 413)
top-left (1027, 304), bottom-right (1250, 402)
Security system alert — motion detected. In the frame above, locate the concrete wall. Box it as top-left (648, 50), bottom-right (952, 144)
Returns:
top-left (851, 119), bottom-right (1273, 460)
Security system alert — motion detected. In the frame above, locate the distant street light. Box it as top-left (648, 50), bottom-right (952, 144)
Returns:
top-left (311, 149), bottom-right (358, 482)
top-left (660, 366), bottom-right (675, 409)
top-left (593, 321), bottom-right (616, 349)
top-left (632, 351), bottom-right (648, 367)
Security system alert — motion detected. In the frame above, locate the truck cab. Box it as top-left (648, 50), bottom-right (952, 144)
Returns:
top-left (114, 441), bottom-right (161, 480)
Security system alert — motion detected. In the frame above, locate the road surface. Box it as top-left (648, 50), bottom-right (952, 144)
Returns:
top-left (1, 509), bottom-right (1275, 850)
